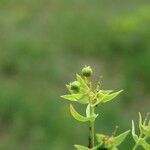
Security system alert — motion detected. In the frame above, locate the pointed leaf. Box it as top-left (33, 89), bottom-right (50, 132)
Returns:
top-left (132, 120), bottom-right (139, 142)
top-left (139, 112), bottom-right (142, 126)
top-left (74, 145), bottom-right (90, 150)
top-left (61, 94), bottom-right (83, 102)
top-left (139, 112), bottom-right (143, 132)
top-left (70, 105), bottom-right (97, 122)
top-left (93, 90), bottom-right (123, 106)
top-left (70, 105), bottom-right (90, 122)
top-left (101, 90), bottom-right (123, 103)
top-left (78, 94), bottom-right (89, 104)
top-left (111, 130), bottom-right (130, 147)
top-left (99, 90), bottom-right (113, 94)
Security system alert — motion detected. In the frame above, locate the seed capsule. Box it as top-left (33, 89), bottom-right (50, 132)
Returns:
top-left (70, 81), bottom-right (80, 93)
top-left (82, 66), bottom-right (93, 77)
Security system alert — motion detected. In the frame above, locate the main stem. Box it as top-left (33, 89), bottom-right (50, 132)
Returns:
top-left (88, 106), bottom-right (95, 148)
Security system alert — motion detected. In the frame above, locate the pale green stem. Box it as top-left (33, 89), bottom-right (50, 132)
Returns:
top-left (88, 106), bottom-right (95, 148)
top-left (132, 144), bottom-right (138, 150)
top-left (132, 134), bottom-right (148, 150)
top-left (132, 133), bottom-right (143, 150)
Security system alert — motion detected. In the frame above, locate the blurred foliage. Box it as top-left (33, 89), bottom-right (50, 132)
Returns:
top-left (0, 0), bottom-right (150, 149)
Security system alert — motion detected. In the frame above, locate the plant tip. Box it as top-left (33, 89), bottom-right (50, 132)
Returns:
top-left (82, 66), bottom-right (93, 77)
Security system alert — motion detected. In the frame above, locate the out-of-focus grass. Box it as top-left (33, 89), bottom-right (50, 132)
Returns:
top-left (0, 0), bottom-right (150, 149)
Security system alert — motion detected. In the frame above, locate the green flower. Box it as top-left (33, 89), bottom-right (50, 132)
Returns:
top-left (82, 66), bottom-right (93, 77)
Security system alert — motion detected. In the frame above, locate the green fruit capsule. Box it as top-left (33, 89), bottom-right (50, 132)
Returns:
top-left (82, 66), bottom-right (93, 77)
top-left (70, 81), bottom-right (80, 93)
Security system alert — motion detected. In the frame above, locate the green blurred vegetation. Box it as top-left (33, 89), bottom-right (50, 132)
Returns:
top-left (0, 0), bottom-right (150, 149)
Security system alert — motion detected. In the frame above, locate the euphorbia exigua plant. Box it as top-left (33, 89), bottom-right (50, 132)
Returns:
top-left (61, 66), bottom-right (150, 150)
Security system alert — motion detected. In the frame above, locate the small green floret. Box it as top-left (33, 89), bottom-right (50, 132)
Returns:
top-left (82, 66), bottom-right (93, 77)
top-left (70, 81), bottom-right (80, 93)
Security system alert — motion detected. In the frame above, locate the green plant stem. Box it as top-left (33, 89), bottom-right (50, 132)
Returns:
top-left (132, 133), bottom-right (145, 150)
top-left (132, 144), bottom-right (138, 150)
top-left (88, 106), bottom-right (95, 148)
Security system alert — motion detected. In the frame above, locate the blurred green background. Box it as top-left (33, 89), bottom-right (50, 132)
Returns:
top-left (0, 0), bottom-right (150, 149)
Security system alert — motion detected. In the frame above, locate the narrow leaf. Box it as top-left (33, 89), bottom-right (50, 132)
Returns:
top-left (77, 94), bottom-right (89, 104)
top-left (99, 90), bottom-right (113, 94)
top-left (93, 90), bottom-right (123, 106)
top-left (112, 130), bottom-right (130, 146)
top-left (132, 120), bottom-right (139, 142)
top-left (139, 112), bottom-right (143, 132)
top-left (74, 145), bottom-right (90, 150)
top-left (70, 105), bottom-right (90, 122)
top-left (101, 90), bottom-right (123, 103)
top-left (61, 94), bottom-right (83, 102)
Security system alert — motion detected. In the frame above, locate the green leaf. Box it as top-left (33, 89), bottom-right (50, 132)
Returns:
top-left (92, 144), bottom-right (105, 150)
top-left (74, 145), bottom-right (90, 150)
top-left (99, 90), bottom-right (113, 94)
top-left (70, 105), bottom-right (97, 122)
top-left (101, 90), bottom-right (123, 103)
top-left (132, 120), bottom-right (139, 142)
top-left (86, 104), bottom-right (98, 121)
top-left (70, 105), bottom-right (90, 122)
top-left (112, 148), bottom-right (118, 150)
top-left (61, 93), bottom-right (89, 104)
top-left (93, 90), bottom-right (123, 106)
top-left (139, 112), bottom-right (142, 125)
top-left (139, 112), bottom-right (143, 132)
top-left (78, 94), bottom-right (89, 104)
top-left (66, 84), bottom-right (72, 93)
top-left (61, 94), bottom-right (83, 102)
top-left (112, 147), bottom-right (118, 150)
top-left (111, 130), bottom-right (130, 147)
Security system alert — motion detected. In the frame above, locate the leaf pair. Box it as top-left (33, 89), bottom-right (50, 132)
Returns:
top-left (61, 89), bottom-right (123, 106)
top-left (61, 74), bottom-right (123, 106)
top-left (96, 130), bottom-right (130, 150)
top-left (92, 90), bottom-right (123, 106)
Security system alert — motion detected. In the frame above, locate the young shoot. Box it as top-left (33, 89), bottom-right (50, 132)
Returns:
top-left (61, 66), bottom-right (150, 150)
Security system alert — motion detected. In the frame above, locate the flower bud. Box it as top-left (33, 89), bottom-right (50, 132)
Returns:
top-left (82, 66), bottom-right (93, 77)
top-left (70, 81), bottom-right (80, 93)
